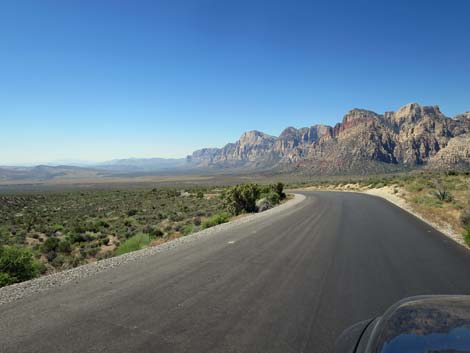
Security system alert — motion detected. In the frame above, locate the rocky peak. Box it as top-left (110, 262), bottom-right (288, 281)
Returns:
top-left (279, 127), bottom-right (299, 139)
top-left (334, 109), bottom-right (379, 136)
top-left (343, 108), bottom-right (379, 122)
top-left (275, 127), bottom-right (302, 153)
top-left (313, 124), bottom-right (333, 137)
top-left (239, 130), bottom-right (275, 146)
top-left (297, 125), bottom-right (333, 143)
top-left (453, 112), bottom-right (470, 121)
top-left (393, 103), bottom-right (443, 126)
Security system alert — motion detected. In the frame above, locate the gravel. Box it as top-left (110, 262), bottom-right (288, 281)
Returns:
top-left (0, 193), bottom-right (305, 306)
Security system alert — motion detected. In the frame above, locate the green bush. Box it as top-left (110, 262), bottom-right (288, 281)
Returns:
top-left (0, 245), bottom-right (40, 287)
top-left (181, 224), bottom-right (194, 236)
top-left (115, 233), bottom-right (152, 256)
top-left (223, 183), bottom-right (260, 215)
top-left (58, 239), bottom-right (72, 254)
top-left (201, 212), bottom-right (231, 229)
top-left (127, 209), bottom-right (138, 217)
top-left (51, 254), bottom-right (65, 268)
top-left (256, 198), bottom-right (272, 212)
top-left (272, 182), bottom-right (286, 200)
top-left (69, 232), bottom-right (91, 244)
top-left (0, 272), bottom-right (12, 287)
top-left (142, 225), bottom-right (164, 237)
top-left (42, 236), bottom-right (60, 253)
top-left (264, 191), bottom-right (280, 205)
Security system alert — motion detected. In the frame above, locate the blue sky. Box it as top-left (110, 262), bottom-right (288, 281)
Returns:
top-left (1, 0), bottom-right (469, 165)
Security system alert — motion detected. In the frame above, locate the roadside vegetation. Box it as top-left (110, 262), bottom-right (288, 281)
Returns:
top-left (290, 171), bottom-right (470, 246)
top-left (0, 183), bottom-right (287, 287)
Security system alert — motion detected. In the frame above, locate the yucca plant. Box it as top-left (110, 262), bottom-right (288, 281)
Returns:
top-left (433, 179), bottom-right (453, 202)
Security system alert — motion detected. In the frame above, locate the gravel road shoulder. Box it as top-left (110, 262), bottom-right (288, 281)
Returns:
top-left (364, 188), bottom-right (468, 249)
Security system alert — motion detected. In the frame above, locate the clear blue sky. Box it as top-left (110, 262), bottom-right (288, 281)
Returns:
top-left (1, 0), bottom-right (469, 165)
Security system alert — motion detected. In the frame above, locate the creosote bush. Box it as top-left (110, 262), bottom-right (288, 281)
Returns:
top-left (0, 245), bottom-right (40, 287)
top-left (223, 183), bottom-right (260, 215)
top-left (223, 182), bottom-right (285, 215)
top-left (201, 212), bottom-right (231, 229)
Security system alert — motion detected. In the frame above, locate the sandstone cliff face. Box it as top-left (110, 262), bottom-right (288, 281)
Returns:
top-left (428, 133), bottom-right (470, 171)
top-left (187, 103), bottom-right (470, 174)
top-left (188, 131), bottom-right (277, 168)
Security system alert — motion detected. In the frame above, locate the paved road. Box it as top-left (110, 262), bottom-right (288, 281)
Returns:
top-left (2, 191), bottom-right (470, 353)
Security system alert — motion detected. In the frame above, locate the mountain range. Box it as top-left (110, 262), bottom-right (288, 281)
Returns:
top-left (188, 103), bottom-right (470, 175)
top-left (2, 103), bottom-right (470, 183)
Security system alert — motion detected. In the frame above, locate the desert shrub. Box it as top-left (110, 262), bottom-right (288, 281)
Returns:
top-left (69, 232), bottom-right (90, 244)
top-left (45, 250), bottom-right (58, 262)
top-left (95, 219), bottom-right (110, 229)
top-left (264, 191), bottom-right (280, 205)
top-left (433, 180), bottom-right (453, 202)
top-left (0, 272), bottom-right (12, 287)
top-left (460, 209), bottom-right (470, 227)
top-left (193, 217), bottom-right (201, 226)
top-left (51, 254), bottom-right (65, 268)
top-left (0, 226), bottom-right (10, 246)
top-left (124, 217), bottom-right (137, 227)
top-left (169, 213), bottom-right (184, 222)
top-left (127, 209), bottom-right (138, 217)
top-left (272, 182), bottom-right (286, 199)
top-left (223, 183), bottom-right (260, 215)
top-left (52, 224), bottom-right (64, 232)
top-left (72, 222), bottom-right (87, 234)
top-left (42, 236), bottom-right (60, 253)
top-left (0, 245), bottom-right (40, 287)
top-left (58, 239), bottom-right (72, 254)
top-left (181, 224), bottom-right (194, 236)
top-left (201, 212), bottom-right (231, 229)
top-left (196, 191), bottom-right (204, 199)
top-left (115, 233), bottom-right (152, 256)
top-left (256, 198), bottom-right (272, 212)
top-left (142, 225), bottom-right (163, 237)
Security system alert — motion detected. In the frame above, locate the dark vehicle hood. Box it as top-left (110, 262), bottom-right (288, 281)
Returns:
top-left (336, 295), bottom-right (470, 353)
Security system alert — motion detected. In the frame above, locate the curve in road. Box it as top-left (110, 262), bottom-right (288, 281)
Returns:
top-left (1, 191), bottom-right (470, 353)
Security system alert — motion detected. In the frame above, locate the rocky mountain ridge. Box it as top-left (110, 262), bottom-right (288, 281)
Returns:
top-left (187, 103), bottom-right (470, 174)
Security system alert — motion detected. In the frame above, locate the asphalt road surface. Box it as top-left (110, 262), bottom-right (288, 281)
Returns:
top-left (2, 191), bottom-right (470, 353)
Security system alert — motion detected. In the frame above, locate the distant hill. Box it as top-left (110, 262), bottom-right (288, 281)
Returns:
top-left (187, 103), bottom-right (470, 175)
top-left (0, 158), bottom-right (189, 184)
top-left (0, 165), bottom-right (101, 182)
top-left (97, 158), bottom-right (187, 172)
